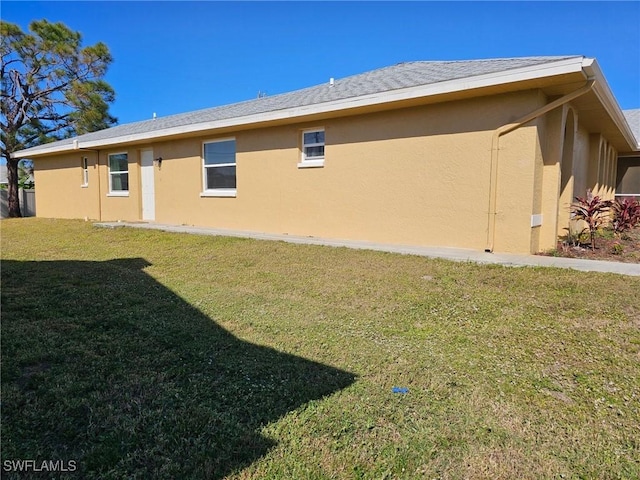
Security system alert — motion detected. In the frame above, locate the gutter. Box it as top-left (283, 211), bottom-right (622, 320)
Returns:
top-left (485, 78), bottom-right (595, 253)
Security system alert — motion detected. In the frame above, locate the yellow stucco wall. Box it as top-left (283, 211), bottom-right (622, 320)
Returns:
top-left (149, 91), bottom-right (547, 252)
top-left (98, 149), bottom-right (142, 222)
top-left (33, 88), bottom-right (616, 254)
top-left (491, 123), bottom-right (546, 253)
top-left (536, 107), bottom-right (620, 244)
top-left (538, 107), bottom-right (563, 252)
top-left (35, 149), bottom-right (141, 222)
top-left (33, 153), bottom-right (100, 220)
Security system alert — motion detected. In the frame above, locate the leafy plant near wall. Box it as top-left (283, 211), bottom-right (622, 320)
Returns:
top-left (562, 223), bottom-right (588, 250)
top-left (571, 190), bottom-right (612, 250)
top-left (611, 197), bottom-right (640, 235)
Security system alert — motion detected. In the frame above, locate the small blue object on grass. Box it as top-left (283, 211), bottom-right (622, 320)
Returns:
top-left (392, 387), bottom-right (409, 394)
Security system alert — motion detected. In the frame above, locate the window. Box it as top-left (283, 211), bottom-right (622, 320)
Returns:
top-left (108, 152), bottom-right (129, 194)
top-left (81, 157), bottom-right (89, 187)
top-left (616, 157), bottom-right (640, 197)
top-left (299, 128), bottom-right (325, 168)
top-left (202, 138), bottom-right (236, 196)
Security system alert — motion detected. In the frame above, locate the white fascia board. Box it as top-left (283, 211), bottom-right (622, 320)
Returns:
top-left (583, 58), bottom-right (640, 151)
top-left (13, 143), bottom-right (76, 158)
top-left (13, 57), bottom-right (588, 159)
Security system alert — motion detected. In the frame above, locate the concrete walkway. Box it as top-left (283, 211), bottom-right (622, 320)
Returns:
top-left (96, 222), bottom-right (640, 277)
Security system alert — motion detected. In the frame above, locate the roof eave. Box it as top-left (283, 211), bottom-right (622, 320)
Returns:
top-left (583, 58), bottom-right (640, 152)
top-left (13, 57), bottom-right (592, 159)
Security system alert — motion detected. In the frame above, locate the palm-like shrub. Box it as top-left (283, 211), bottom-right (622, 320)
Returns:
top-left (571, 191), bottom-right (612, 250)
top-left (611, 197), bottom-right (640, 234)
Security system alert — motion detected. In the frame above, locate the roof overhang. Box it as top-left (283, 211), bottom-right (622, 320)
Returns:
top-left (13, 56), bottom-right (639, 159)
top-left (581, 58), bottom-right (640, 152)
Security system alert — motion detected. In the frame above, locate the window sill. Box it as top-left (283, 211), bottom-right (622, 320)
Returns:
top-left (107, 192), bottom-right (129, 197)
top-left (200, 189), bottom-right (237, 198)
top-left (297, 159), bottom-right (325, 168)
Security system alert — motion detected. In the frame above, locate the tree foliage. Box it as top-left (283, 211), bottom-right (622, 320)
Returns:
top-left (1, 19), bottom-right (116, 216)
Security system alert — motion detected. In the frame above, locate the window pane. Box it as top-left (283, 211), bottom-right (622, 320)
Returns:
top-left (206, 166), bottom-right (236, 189)
top-left (109, 153), bottom-right (128, 172)
top-left (304, 131), bottom-right (324, 145)
top-left (111, 172), bottom-right (129, 191)
top-left (305, 146), bottom-right (325, 158)
top-left (81, 158), bottom-right (88, 185)
top-left (204, 140), bottom-right (236, 165)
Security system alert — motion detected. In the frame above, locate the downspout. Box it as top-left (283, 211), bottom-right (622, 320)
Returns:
top-left (485, 79), bottom-right (595, 252)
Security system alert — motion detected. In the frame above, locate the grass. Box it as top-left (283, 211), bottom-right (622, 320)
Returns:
top-left (2, 218), bottom-right (640, 479)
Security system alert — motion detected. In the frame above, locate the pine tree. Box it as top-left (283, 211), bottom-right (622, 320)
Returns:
top-left (1, 20), bottom-right (116, 217)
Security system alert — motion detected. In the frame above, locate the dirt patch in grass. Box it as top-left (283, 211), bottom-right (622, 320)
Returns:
top-left (539, 226), bottom-right (640, 263)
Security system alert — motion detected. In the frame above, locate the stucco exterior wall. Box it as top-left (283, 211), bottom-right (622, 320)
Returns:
top-left (34, 153), bottom-right (100, 220)
top-left (573, 124), bottom-right (591, 200)
top-left (602, 144), bottom-right (619, 200)
top-left (529, 99), bottom-right (548, 254)
top-left (152, 91), bottom-right (546, 252)
top-left (536, 106), bottom-right (621, 246)
top-left (98, 149), bottom-right (142, 221)
top-left (34, 149), bottom-right (141, 222)
top-left (33, 89), bottom-right (570, 254)
top-left (538, 107), bottom-right (563, 252)
top-left (152, 111), bottom-right (496, 250)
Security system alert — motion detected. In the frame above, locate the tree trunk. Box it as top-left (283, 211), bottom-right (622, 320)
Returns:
top-left (5, 156), bottom-right (22, 218)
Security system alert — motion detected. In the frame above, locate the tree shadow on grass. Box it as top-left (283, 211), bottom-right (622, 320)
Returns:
top-left (1, 258), bottom-right (356, 479)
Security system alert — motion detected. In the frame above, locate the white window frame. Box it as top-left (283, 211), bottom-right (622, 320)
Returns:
top-left (81, 157), bottom-right (89, 187)
top-left (298, 128), bottom-right (325, 168)
top-left (107, 152), bottom-right (129, 197)
top-left (201, 137), bottom-right (237, 197)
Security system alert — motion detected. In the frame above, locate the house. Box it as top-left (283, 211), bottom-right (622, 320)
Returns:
top-left (617, 109), bottom-right (640, 201)
top-left (12, 56), bottom-right (640, 254)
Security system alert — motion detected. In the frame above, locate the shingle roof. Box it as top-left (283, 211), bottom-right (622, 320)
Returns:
top-left (623, 109), bottom-right (640, 145)
top-left (21, 56), bottom-right (583, 152)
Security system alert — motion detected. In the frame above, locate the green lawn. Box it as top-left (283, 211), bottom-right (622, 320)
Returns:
top-left (2, 218), bottom-right (639, 479)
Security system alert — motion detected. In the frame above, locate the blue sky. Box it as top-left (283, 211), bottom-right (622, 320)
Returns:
top-left (2, 1), bottom-right (639, 126)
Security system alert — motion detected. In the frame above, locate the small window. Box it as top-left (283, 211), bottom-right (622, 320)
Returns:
top-left (108, 153), bottom-right (129, 193)
top-left (81, 157), bottom-right (89, 187)
top-left (299, 128), bottom-right (325, 168)
top-left (202, 139), bottom-right (236, 196)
